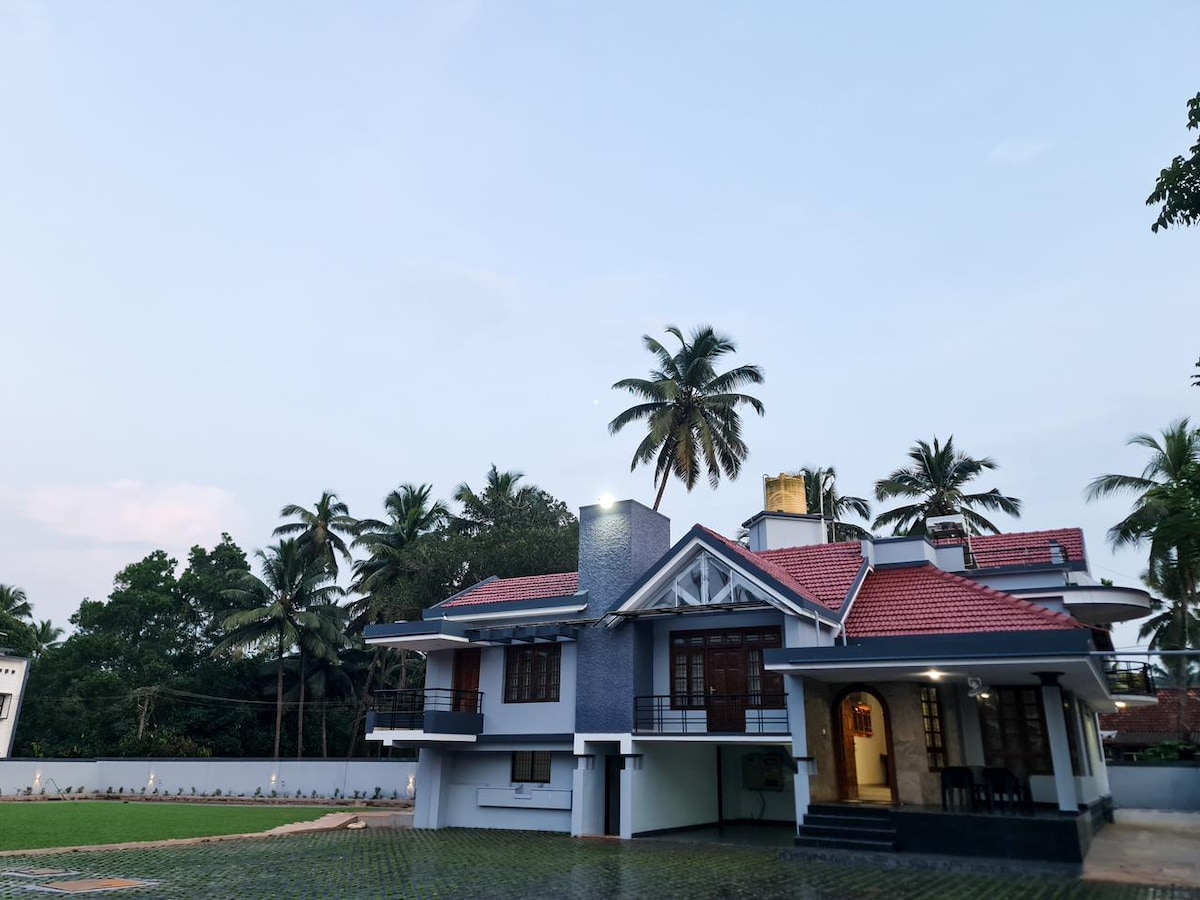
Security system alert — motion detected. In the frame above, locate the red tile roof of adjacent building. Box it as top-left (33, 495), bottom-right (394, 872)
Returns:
top-left (953, 528), bottom-right (1086, 570)
top-left (844, 564), bottom-right (1080, 638)
top-left (1099, 689), bottom-right (1200, 745)
top-left (438, 572), bottom-right (580, 608)
top-left (696, 527), bottom-right (844, 611)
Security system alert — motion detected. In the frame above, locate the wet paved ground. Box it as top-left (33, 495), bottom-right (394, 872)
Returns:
top-left (1, 829), bottom-right (1198, 899)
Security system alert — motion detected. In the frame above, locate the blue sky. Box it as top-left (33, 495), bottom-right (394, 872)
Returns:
top-left (1, 1), bottom-right (1197, 645)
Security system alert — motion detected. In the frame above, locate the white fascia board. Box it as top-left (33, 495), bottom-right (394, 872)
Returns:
top-left (365, 634), bottom-right (471, 651)
top-left (610, 536), bottom-right (836, 627)
top-left (366, 729), bottom-right (478, 744)
top-left (631, 735), bottom-right (793, 745)
top-left (441, 603), bottom-right (588, 623)
top-left (765, 655), bottom-right (1087, 673)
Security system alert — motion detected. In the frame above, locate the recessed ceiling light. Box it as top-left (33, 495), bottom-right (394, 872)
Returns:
top-left (923, 669), bottom-right (944, 681)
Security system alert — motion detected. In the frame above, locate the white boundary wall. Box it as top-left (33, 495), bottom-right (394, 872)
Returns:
top-left (0, 758), bottom-right (417, 800)
top-left (1108, 763), bottom-right (1200, 811)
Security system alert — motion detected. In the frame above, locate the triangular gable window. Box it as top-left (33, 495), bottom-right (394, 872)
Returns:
top-left (645, 550), bottom-right (773, 609)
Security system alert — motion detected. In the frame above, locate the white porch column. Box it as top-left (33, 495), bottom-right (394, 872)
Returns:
top-left (1089, 709), bottom-right (1111, 797)
top-left (956, 683), bottom-right (985, 766)
top-left (619, 753), bottom-right (639, 839)
top-left (414, 748), bottom-right (446, 829)
top-left (1036, 673), bottom-right (1078, 813)
top-left (785, 674), bottom-right (812, 829)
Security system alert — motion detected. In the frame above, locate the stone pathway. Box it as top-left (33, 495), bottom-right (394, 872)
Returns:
top-left (1085, 809), bottom-right (1200, 888)
top-left (0, 829), bottom-right (1195, 899)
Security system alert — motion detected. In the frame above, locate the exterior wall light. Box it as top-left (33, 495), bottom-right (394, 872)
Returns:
top-left (923, 669), bottom-right (944, 681)
top-left (598, 494), bottom-right (616, 510)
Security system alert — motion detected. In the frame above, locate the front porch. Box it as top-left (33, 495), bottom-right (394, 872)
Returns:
top-left (797, 800), bottom-right (1107, 864)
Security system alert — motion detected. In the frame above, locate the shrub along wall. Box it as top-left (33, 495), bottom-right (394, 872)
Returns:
top-left (0, 758), bottom-right (417, 801)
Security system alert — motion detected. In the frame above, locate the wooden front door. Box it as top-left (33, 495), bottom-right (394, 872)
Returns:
top-left (452, 648), bottom-right (481, 712)
top-left (706, 648), bottom-right (748, 733)
top-left (839, 698), bottom-right (860, 800)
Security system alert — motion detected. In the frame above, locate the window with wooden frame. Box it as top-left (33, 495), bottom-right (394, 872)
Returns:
top-left (851, 702), bottom-right (873, 736)
top-left (669, 627), bottom-right (784, 709)
top-left (978, 687), bottom-right (1051, 775)
top-left (504, 645), bottom-right (561, 703)
top-left (511, 750), bottom-right (551, 783)
top-left (920, 685), bottom-right (947, 770)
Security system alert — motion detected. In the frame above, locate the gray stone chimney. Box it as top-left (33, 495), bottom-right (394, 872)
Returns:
top-left (575, 499), bottom-right (670, 733)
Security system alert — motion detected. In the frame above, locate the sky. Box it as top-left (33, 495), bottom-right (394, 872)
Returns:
top-left (1, 1), bottom-right (1197, 649)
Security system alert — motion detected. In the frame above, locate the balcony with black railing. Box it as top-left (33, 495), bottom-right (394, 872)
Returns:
top-left (634, 693), bottom-right (789, 735)
top-left (1104, 661), bottom-right (1156, 697)
top-left (368, 688), bottom-right (484, 736)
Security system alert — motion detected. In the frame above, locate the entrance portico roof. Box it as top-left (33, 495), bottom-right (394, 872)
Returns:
top-left (764, 631), bottom-right (1151, 711)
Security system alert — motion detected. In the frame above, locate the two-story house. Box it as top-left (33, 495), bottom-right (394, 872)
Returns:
top-left (0, 648), bottom-right (30, 759)
top-left (364, 490), bottom-right (1155, 864)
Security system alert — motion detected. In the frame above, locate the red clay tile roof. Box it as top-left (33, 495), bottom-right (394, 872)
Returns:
top-left (438, 572), bottom-right (580, 609)
top-left (950, 528), bottom-right (1086, 570)
top-left (844, 564), bottom-right (1081, 638)
top-left (758, 542), bottom-right (867, 612)
top-left (1099, 689), bottom-right (1200, 745)
top-left (696, 527), bottom-right (843, 611)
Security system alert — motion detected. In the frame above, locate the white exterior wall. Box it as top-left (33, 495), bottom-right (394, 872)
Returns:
top-left (630, 743), bottom-right (718, 834)
top-left (0, 758), bottom-right (416, 799)
top-left (440, 749), bottom-right (573, 832)
top-left (0, 654), bottom-right (30, 758)
top-left (421, 643), bottom-right (578, 736)
top-left (719, 746), bottom-right (796, 822)
top-left (479, 644), bottom-right (577, 735)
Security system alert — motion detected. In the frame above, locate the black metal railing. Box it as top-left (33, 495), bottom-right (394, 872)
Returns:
top-left (634, 694), bottom-right (789, 735)
top-left (1104, 661), bottom-right (1155, 696)
top-left (371, 688), bottom-right (483, 730)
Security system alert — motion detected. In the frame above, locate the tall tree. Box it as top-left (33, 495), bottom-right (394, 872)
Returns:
top-left (1147, 91), bottom-right (1200, 232)
top-left (452, 465), bottom-right (572, 534)
top-left (31, 620), bottom-right (64, 658)
top-left (351, 483), bottom-right (451, 628)
top-left (1139, 553), bottom-right (1200, 688)
top-left (273, 491), bottom-right (357, 578)
top-left (216, 540), bottom-right (345, 758)
top-left (1086, 419), bottom-right (1200, 617)
top-left (873, 436), bottom-right (1022, 536)
top-left (789, 466), bottom-right (872, 541)
top-left (610, 324), bottom-right (765, 510)
top-left (0, 584), bottom-right (32, 622)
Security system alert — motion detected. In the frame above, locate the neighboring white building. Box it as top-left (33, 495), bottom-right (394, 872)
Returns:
top-left (0, 649), bottom-right (30, 758)
top-left (364, 492), bottom-right (1156, 865)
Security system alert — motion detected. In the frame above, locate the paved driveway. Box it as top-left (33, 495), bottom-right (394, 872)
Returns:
top-left (1, 829), bottom-right (1197, 899)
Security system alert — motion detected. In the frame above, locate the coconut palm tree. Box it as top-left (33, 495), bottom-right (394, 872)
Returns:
top-left (873, 436), bottom-right (1022, 536)
top-left (0, 585), bottom-right (32, 621)
top-left (789, 466), bottom-right (872, 541)
top-left (1086, 419), bottom-right (1200, 647)
top-left (609, 325), bottom-right (765, 510)
top-left (273, 491), bottom-right (357, 578)
top-left (1139, 553), bottom-right (1200, 687)
top-left (350, 484), bottom-right (450, 627)
top-left (1085, 420), bottom-right (1200, 553)
top-left (291, 598), bottom-right (347, 758)
top-left (451, 465), bottom-right (570, 534)
top-left (215, 540), bottom-right (345, 758)
top-left (31, 619), bottom-right (64, 658)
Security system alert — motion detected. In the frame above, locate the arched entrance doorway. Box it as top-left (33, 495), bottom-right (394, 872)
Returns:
top-left (832, 686), bottom-right (896, 803)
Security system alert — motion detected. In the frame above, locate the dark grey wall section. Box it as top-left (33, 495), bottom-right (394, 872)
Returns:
top-left (575, 500), bottom-right (671, 733)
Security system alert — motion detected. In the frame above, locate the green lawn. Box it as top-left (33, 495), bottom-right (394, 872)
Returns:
top-left (0, 802), bottom-right (331, 851)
